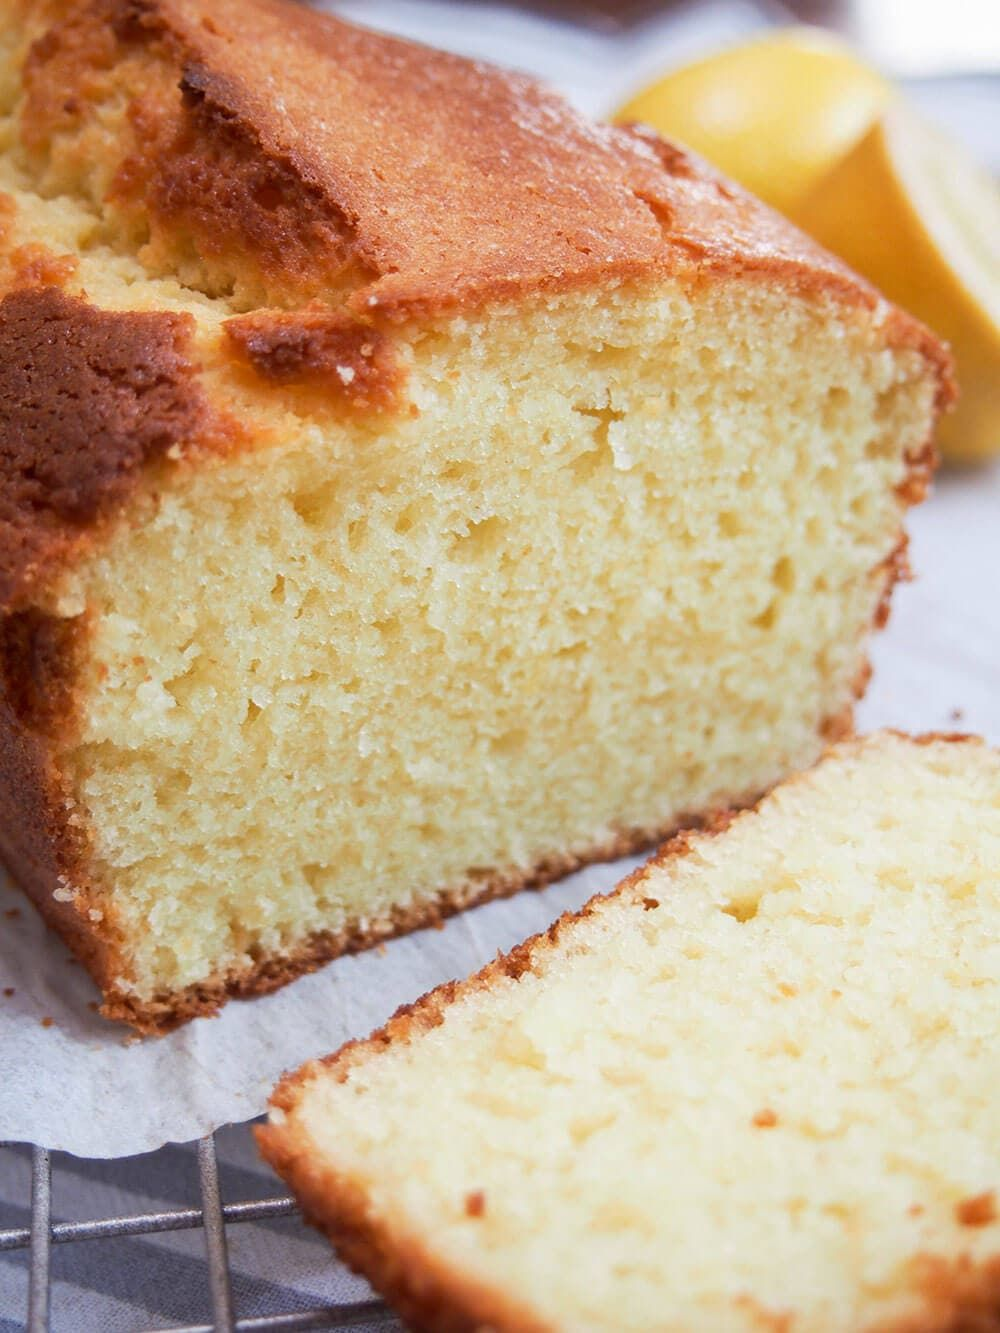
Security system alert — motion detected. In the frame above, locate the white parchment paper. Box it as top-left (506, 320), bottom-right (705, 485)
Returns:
top-left (0, 3), bottom-right (997, 1158)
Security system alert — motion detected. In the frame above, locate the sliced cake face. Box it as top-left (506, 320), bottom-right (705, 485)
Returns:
top-left (260, 734), bottom-right (1000, 1333)
top-left (0, 0), bottom-right (950, 1030)
top-left (1, 251), bottom-right (939, 1028)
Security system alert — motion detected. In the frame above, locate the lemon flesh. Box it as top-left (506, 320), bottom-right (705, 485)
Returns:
top-left (614, 28), bottom-right (890, 214)
top-left (794, 108), bottom-right (1000, 462)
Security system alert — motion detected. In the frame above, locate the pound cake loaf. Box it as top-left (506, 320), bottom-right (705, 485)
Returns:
top-left (260, 732), bottom-right (1000, 1333)
top-left (0, 0), bottom-right (952, 1032)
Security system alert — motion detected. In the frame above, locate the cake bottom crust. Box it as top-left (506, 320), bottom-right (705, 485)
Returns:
top-left (100, 804), bottom-right (747, 1035)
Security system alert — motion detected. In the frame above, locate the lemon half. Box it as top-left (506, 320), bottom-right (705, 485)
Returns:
top-left (793, 109), bottom-right (1000, 461)
top-left (614, 28), bottom-right (890, 214)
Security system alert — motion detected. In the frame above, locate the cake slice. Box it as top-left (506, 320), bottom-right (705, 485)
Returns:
top-left (260, 732), bottom-right (1000, 1333)
top-left (0, 0), bottom-right (952, 1032)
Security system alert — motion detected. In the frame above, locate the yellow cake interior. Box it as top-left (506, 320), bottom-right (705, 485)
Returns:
top-left (278, 734), bottom-right (1000, 1332)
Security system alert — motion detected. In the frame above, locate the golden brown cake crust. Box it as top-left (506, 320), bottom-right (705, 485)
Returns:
top-left (10, 0), bottom-right (959, 377)
top-left (3, 0), bottom-right (955, 611)
top-left (3, 0), bottom-right (954, 609)
top-left (258, 734), bottom-right (999, 1333)
top-left (0, 286), bottom-right (205, 613)
top-left (223, 308), bottom-right (404, 410)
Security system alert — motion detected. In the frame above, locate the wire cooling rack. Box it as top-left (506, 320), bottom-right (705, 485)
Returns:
top-left (0, 1135), bottom-right (392, 1331)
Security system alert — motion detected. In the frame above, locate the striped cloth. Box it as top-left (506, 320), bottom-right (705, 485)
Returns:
top-left (0, 1124), bottom-right (400, 1331)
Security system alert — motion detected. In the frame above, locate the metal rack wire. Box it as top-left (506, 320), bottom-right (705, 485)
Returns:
top-left (0, 1136), bottom-right (391, 1332)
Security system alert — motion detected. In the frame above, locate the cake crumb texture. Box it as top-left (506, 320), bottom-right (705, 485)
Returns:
top-left (0, 0), bottom-right (952, 1029)
top-left (261, 733), bottom-right (1000, 1333)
